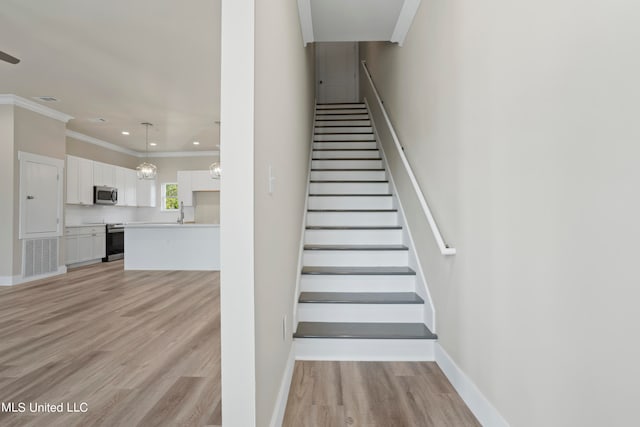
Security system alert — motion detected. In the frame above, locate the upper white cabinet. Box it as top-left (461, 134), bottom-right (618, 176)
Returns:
top-left (66, 155), bottom-right (94, 205)
top-left (93, 161), bottom-right (116, 187)
top-left (136, 177), bottom-right (156, 207)
top-left (177, 170), bottom-right (193, 206)
top-left (125, 169), bottom-right (137, 206)
top-left (178, 170), bottom-right (219, 207)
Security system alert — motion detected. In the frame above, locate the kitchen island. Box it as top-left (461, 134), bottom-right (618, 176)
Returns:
top-left (124, 223), bottom-right (220, 271)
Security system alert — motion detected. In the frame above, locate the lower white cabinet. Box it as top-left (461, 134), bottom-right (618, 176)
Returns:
top-left (65, 226), bottom-right (106, 265)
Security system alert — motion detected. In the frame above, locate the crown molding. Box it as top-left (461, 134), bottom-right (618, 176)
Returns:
top-left (0, 94), bottom-right (74, 123)
top-left (66, 130), bottom-right (219, 158)
top-left (66, 130), bottom-right (139, 156)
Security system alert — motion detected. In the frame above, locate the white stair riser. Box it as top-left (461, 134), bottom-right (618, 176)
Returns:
top-left (314, 134), bottom-right (375, 141)
top-left (297, 303), bottom-right (423, 323)
top-left (312, 150), bottom-right (380, 159)
top-left (309, 182), bottom-right (389, 194)
top-left (316, 103), bottom-right (365, 109)
top-left (310, 170), bottom-right (386, 181)
top-left (295, 338), bottom-right (435, 361)
top-left (300, 275), bottom-right (415, 293)
top-left (303, 250), bottom-right (408, 267)
top-left (304, 229), bottom-right (402, 245)
top-left (313, 141), bottom-right (377, 150)
top-left (306, 211), bottom-right (398, 226)
top-left (308, 196), bottom-right (393, 210)
top-left (316, 114), bottom-right (369, 120)
top-left (315, 127), bottom-right (373, 134)
top-left (315, 120), bottom-right (371, 127)
top-left (316, 108), bottom-right (368, 115)
top-left (312, 159), bottom-right (382, 169)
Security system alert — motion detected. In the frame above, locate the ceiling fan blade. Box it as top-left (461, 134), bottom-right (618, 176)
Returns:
top-left (0, 50), bottom-right (20, 64)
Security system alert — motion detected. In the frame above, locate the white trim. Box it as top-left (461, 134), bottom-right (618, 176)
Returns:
top-left (435, 344), bottom-right (510, 427)
top-left (390, 0), bottom-right (422, 46)
top-left (269, 346), bottom-right (296, 427)
top-left (292, 103), bottom-right (316, 332)
top-left (66, 130), bottom-right (219, 158)
top-left (296, 0), bottom-right (314, 46)
top-left (0, 266), bottom-right (67, 286)
top-left (295, 338), bottom-right (435, 361)
top-left (18, 151), bottom-right (65, 239)
top-left (361, 61), bottom-right (456, 256)
top-left (0, 94), bottom-right (74, 123)
top-left (364, 98), bottom-right (436, 332)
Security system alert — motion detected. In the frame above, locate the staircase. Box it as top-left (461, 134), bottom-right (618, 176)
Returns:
top-left (293, 103), bottom-right (437, 361)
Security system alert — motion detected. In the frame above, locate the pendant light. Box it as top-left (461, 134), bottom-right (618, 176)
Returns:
top-left (209, 162), bottom-right (221, 179)
top-left (136, 122), bottom-right (157, 180)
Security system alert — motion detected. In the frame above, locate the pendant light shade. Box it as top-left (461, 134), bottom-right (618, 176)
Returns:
top-left (137, 122), bottom-right (157, 180)
top-left (209, 162), bottom-right (221, 179)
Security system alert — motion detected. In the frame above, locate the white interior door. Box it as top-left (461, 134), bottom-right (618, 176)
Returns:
top-left (24, 160), bottom-right (59, 235)
top-left (316, 42), bottom-right (359, 104)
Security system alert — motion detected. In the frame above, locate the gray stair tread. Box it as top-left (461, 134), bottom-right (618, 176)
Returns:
top-left (302, 266), bottom-right (416, 275)
top-left (314, 132), bottom-right (374, 135)
top-left (306, 226), bottom-right (402, 230)
top-left (312, 158), bottom-right (382, 161)
top-left (304, 244), bottom-right (407, 251)
top-left (310, 168), bottom-right (385, 171)
top-left (313, 149), bottom-right (378, 151)
top-left (299, 292), bottom-right (423, 304)
top-left (307, 209), bottom-right (397, 212)
top-left (309, 193), bottom-right (393, 197)
top-left (309, 180), bottom-right (388, 183)
top-left (313, 140), bottom-right (377, 142)
top-left (294, 322), bottom-right (436, 339)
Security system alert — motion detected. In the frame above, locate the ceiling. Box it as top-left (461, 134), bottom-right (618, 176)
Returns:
top-left (0, 0), bottom-right (221, 153)
top-left (298, 0), bottom-right (420, 45)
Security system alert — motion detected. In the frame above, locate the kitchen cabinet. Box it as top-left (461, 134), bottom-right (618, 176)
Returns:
top-left (125, 169), bottom-right (137, 206)
top-left (136, 178), bottom-right (156, 207)
top-left (178, 170), bottom-right (219, 207)
top-left (64, 226), bottom-right (106, 265)
top-left (67, 155), bottom-right (94, 205)
top-left (93, 162), bottom-right (116, 188)
top-left (177, 171), bottom-right (193, 206)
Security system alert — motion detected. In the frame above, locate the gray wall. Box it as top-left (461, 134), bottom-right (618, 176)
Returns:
top-left (253, 0), bottom-right (315, 424)
top-left (360, 0), bottom-right (640, 425)
top-left (0, 105), bottom-right (15, 277)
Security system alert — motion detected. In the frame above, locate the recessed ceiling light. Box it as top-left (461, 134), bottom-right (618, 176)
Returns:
top-left (122, 131), bottom-right (130, 135)
top-left (193, 141), bottom-right (200, 145)
top-left (149, 142), bottom-right (157, 146)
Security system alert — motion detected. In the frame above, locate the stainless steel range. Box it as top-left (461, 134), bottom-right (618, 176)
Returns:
top-left (104, 223), bottom-right (124, 262)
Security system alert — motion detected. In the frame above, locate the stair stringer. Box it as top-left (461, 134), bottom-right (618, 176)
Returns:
top-left (364, 97), bottom-right (436, 333)
top-left (291, 105), bottom-right (317, 333)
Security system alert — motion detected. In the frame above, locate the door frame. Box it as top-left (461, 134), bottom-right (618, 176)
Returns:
top-left (315, 42), bottom-right (360, 103)
top-left (18, 151), bottom-right (64, 239)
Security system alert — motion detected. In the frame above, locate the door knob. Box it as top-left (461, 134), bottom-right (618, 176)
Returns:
top-left (26, 195), bottom-right (35, 200)
top-left (319, 80), bottom-right (323, 84)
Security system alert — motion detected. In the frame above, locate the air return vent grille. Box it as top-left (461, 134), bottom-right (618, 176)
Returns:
top-left (23, 238), bottom-right (58, 278)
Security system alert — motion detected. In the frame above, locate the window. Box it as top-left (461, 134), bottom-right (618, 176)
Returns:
top-left (161, 183), bottom-right (179, 211)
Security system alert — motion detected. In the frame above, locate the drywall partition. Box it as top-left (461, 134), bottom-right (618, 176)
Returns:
top-left (220, 0), bottom-right (256, 425)
top-left (0, 105), bottom-right (15, 279)
top-left (254, 0), bottom-right (315, 425)
top-left (360, 0), bottom-right (640, 426)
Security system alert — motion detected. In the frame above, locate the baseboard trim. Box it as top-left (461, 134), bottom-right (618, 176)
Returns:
top-left (269, 346), bottom-right (296, 427)
top-left (435, 343), bottom-right (510, 427)
top-left (0, 266), bottom-right (67, 286)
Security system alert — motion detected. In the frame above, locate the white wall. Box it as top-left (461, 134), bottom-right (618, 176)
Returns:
top-left (360, 0), bottom-right (640, 425)
top-left (254, 0), bottom-right (315, 424)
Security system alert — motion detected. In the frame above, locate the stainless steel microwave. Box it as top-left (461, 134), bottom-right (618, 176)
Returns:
top-left (94, 186), bottom-right (118, 205)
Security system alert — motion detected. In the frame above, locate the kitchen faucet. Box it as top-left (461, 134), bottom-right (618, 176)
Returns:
top-left (177, 201), bottom-right (185, 224)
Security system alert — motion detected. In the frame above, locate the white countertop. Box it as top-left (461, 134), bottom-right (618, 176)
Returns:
top-left (124, 223), bottom-right (219, 228)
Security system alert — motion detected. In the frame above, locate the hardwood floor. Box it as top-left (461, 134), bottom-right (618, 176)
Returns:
top-left (0, 261), bottom-right (221, 427)
top-left (283, 360), bottom-right (480, 427)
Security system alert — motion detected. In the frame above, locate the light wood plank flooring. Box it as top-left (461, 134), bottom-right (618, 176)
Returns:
top-left (0, 261), bottom-right (221, 427)
top-left (283, 360), bottom-right (480, 427)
